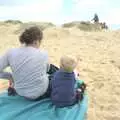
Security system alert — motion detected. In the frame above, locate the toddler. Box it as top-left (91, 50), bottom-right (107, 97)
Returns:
top-left (51, 55), bottom-right (86, 107)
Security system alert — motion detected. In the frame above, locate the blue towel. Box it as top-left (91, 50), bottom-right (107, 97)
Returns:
top-left (0, 92), bottom-right (88, 120)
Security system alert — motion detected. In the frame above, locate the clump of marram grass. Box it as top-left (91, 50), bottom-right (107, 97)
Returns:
top-left (4, 20), bottom-right (23, 24)
top-left (62, 21), bottom-right (102, 31)
top-left (15, 22), bottom-right (56, 34)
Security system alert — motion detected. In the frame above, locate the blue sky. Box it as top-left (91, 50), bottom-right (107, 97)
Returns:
top-left (0, 0), bottom-right (120, 29)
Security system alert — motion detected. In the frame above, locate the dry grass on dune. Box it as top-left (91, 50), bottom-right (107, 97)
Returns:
top-left (0, 23), bottom-right (120, 120)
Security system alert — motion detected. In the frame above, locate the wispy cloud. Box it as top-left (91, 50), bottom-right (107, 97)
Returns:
top-left (0, 0), bottom-right (64, 23)
top-left (69, 0), bottom-right (120, 25)
top-left (71, 0), bottom-right (108, 20)
top-left (104, 8), bottom-right (120, 25)
top-left (0, 0), bottom-right (120, 26)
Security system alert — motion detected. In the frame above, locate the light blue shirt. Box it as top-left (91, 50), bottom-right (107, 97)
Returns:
top-left (0, 46), bottom-right (49, 99)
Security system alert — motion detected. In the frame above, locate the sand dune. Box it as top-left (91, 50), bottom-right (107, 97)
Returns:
top-left (0, 24), bottom-right (120, 120)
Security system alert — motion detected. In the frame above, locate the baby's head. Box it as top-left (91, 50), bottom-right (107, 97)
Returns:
top-left (60, 55), bottom-right (78, 73)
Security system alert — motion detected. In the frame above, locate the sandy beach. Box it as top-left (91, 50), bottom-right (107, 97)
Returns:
top-left (0, 24), bottom-right (120, 120)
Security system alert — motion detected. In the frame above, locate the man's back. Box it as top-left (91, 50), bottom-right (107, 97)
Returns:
top-left (7, 47), bottom-right (49, 99)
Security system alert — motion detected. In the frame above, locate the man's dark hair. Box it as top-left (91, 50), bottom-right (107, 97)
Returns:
top-left (19, 26), bottom-right (43, 44)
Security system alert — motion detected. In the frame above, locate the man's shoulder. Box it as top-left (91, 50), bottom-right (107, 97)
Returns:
top-left (38, 50), bottom-right (48, 60)
top-left (40, 50), bottom-right (48, 55)
top-left (6, 48), bottom-right (18, 55)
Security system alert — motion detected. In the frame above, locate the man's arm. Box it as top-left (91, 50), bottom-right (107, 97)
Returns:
top-left (0, 72), bottom-right (13, 80)
top-left (0, 52), bottom-right (11, 80)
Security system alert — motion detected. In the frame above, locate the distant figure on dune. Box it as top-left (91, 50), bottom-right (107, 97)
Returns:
top-left (91, 13), bottom-right (108, 30)
top-left (92, 13), bottom-right (99, 23)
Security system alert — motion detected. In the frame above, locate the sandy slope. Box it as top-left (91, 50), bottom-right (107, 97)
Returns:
top-left (0, 24), bottom-right (120, 120)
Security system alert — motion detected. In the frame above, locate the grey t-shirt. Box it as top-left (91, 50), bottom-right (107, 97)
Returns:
top-left (0, 46), bottom-right (49, 99)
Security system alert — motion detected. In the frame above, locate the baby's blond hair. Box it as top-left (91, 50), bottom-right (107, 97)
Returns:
top-left (60, 55), bottom-right (78, 72)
